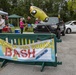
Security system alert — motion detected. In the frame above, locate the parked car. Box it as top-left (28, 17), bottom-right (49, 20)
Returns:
top-left (65, 20), bottom-right (76, 34)
top-left (33, 17), bottom-right (65, 39)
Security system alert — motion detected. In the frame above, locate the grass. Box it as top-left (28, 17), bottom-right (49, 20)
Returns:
top-left (12, 27), bottom-right (33, 32)
top-left (2, 26), bottom-right (33, 33)
top-left (24, 27), bottom-right (33, 32)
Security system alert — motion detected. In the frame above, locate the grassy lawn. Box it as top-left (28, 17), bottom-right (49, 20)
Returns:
top-left (2, 26), bottom-right (33, 33)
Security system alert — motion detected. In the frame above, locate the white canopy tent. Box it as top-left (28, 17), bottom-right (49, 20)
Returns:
top-left (0, 10), bottom-right (8, 15)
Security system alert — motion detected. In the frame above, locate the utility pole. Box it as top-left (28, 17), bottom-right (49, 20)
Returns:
top-left (58, 3), bottom-right (61, 22)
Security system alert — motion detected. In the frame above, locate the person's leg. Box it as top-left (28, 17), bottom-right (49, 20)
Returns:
top-left (0, 29), bottom-right (2, 33)
top-left (20, 28), bottom-right (22, 34)
top-left (21, 28), bottom-right (23, 34)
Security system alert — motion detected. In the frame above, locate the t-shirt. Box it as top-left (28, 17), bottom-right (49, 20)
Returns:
top-left (0, 19), bottom-right (5, 29)
top-left (35, 20), bottom-right (40, 24)
top-left (20, 21), bottom-right (24, 28)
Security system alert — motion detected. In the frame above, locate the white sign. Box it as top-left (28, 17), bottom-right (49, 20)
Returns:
top-left (0, 39), bottom-right (55, 62)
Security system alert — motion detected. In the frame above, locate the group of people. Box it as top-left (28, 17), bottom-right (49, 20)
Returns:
top-left (19, 16), bottom-right (31, 34)
top-left (19, 16), bottom-right (41, 34)
top-left (0, 15), bottom-right (40, 34)
top-left (0, 15), bottom-right (27, 34)
top-left (0, 15), bottom-right (12, 33)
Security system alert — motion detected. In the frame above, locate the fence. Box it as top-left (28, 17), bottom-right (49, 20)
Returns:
top-left (0, 33), bottom-right (62, 71)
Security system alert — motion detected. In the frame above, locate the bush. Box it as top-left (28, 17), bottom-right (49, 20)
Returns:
top-left (24, 27), bottom-right (33, 32)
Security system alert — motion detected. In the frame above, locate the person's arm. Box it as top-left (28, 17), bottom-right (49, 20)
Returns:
top-left (0, 22), bottom-right (4, 26)
top-left (0, 24), bottom-right (2, 26)
top-left (0, 19), bottom-right (5, 26)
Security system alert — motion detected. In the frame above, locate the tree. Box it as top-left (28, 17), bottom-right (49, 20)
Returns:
top-left (68, 0), bottom-right (76, 11)
top-left (67, 0), bottom-right (76, 19)
top-left (0, 0), bottom-right (75, 22)
top-left (0, 0), bottom-right (11, 12)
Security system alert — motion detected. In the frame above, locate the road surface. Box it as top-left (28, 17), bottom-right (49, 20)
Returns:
top-left (0, 34), bottom-right (76, 75)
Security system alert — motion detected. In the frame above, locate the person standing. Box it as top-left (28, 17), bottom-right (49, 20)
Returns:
top-left (0, 15), bottom-right (5, 33)
top-left (19, 18), bottom-right (25, 34)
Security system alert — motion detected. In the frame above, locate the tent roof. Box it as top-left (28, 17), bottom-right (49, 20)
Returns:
top-left (8, 14), bottom-right (22, 18)
top-left (0, 10), bottom-right (8, 15)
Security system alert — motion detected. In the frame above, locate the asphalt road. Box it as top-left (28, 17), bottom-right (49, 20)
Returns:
top-left (0, 34), bottom-right (76, 75)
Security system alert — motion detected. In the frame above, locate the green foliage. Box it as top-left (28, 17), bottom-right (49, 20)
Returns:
top-left (0, 0), bottom-right (76, 23)
top-left (24, 27), bottom-right (33, 32)
top-left (72, 12), bottom-right (76, 20)
top-left (0, 0), bottom-right (11, 12)
top-left (68, 0), bottom-right (76, 11)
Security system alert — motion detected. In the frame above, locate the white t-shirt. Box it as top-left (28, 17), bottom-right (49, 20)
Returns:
top-left (0, 19), bottom-right (5, 29)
